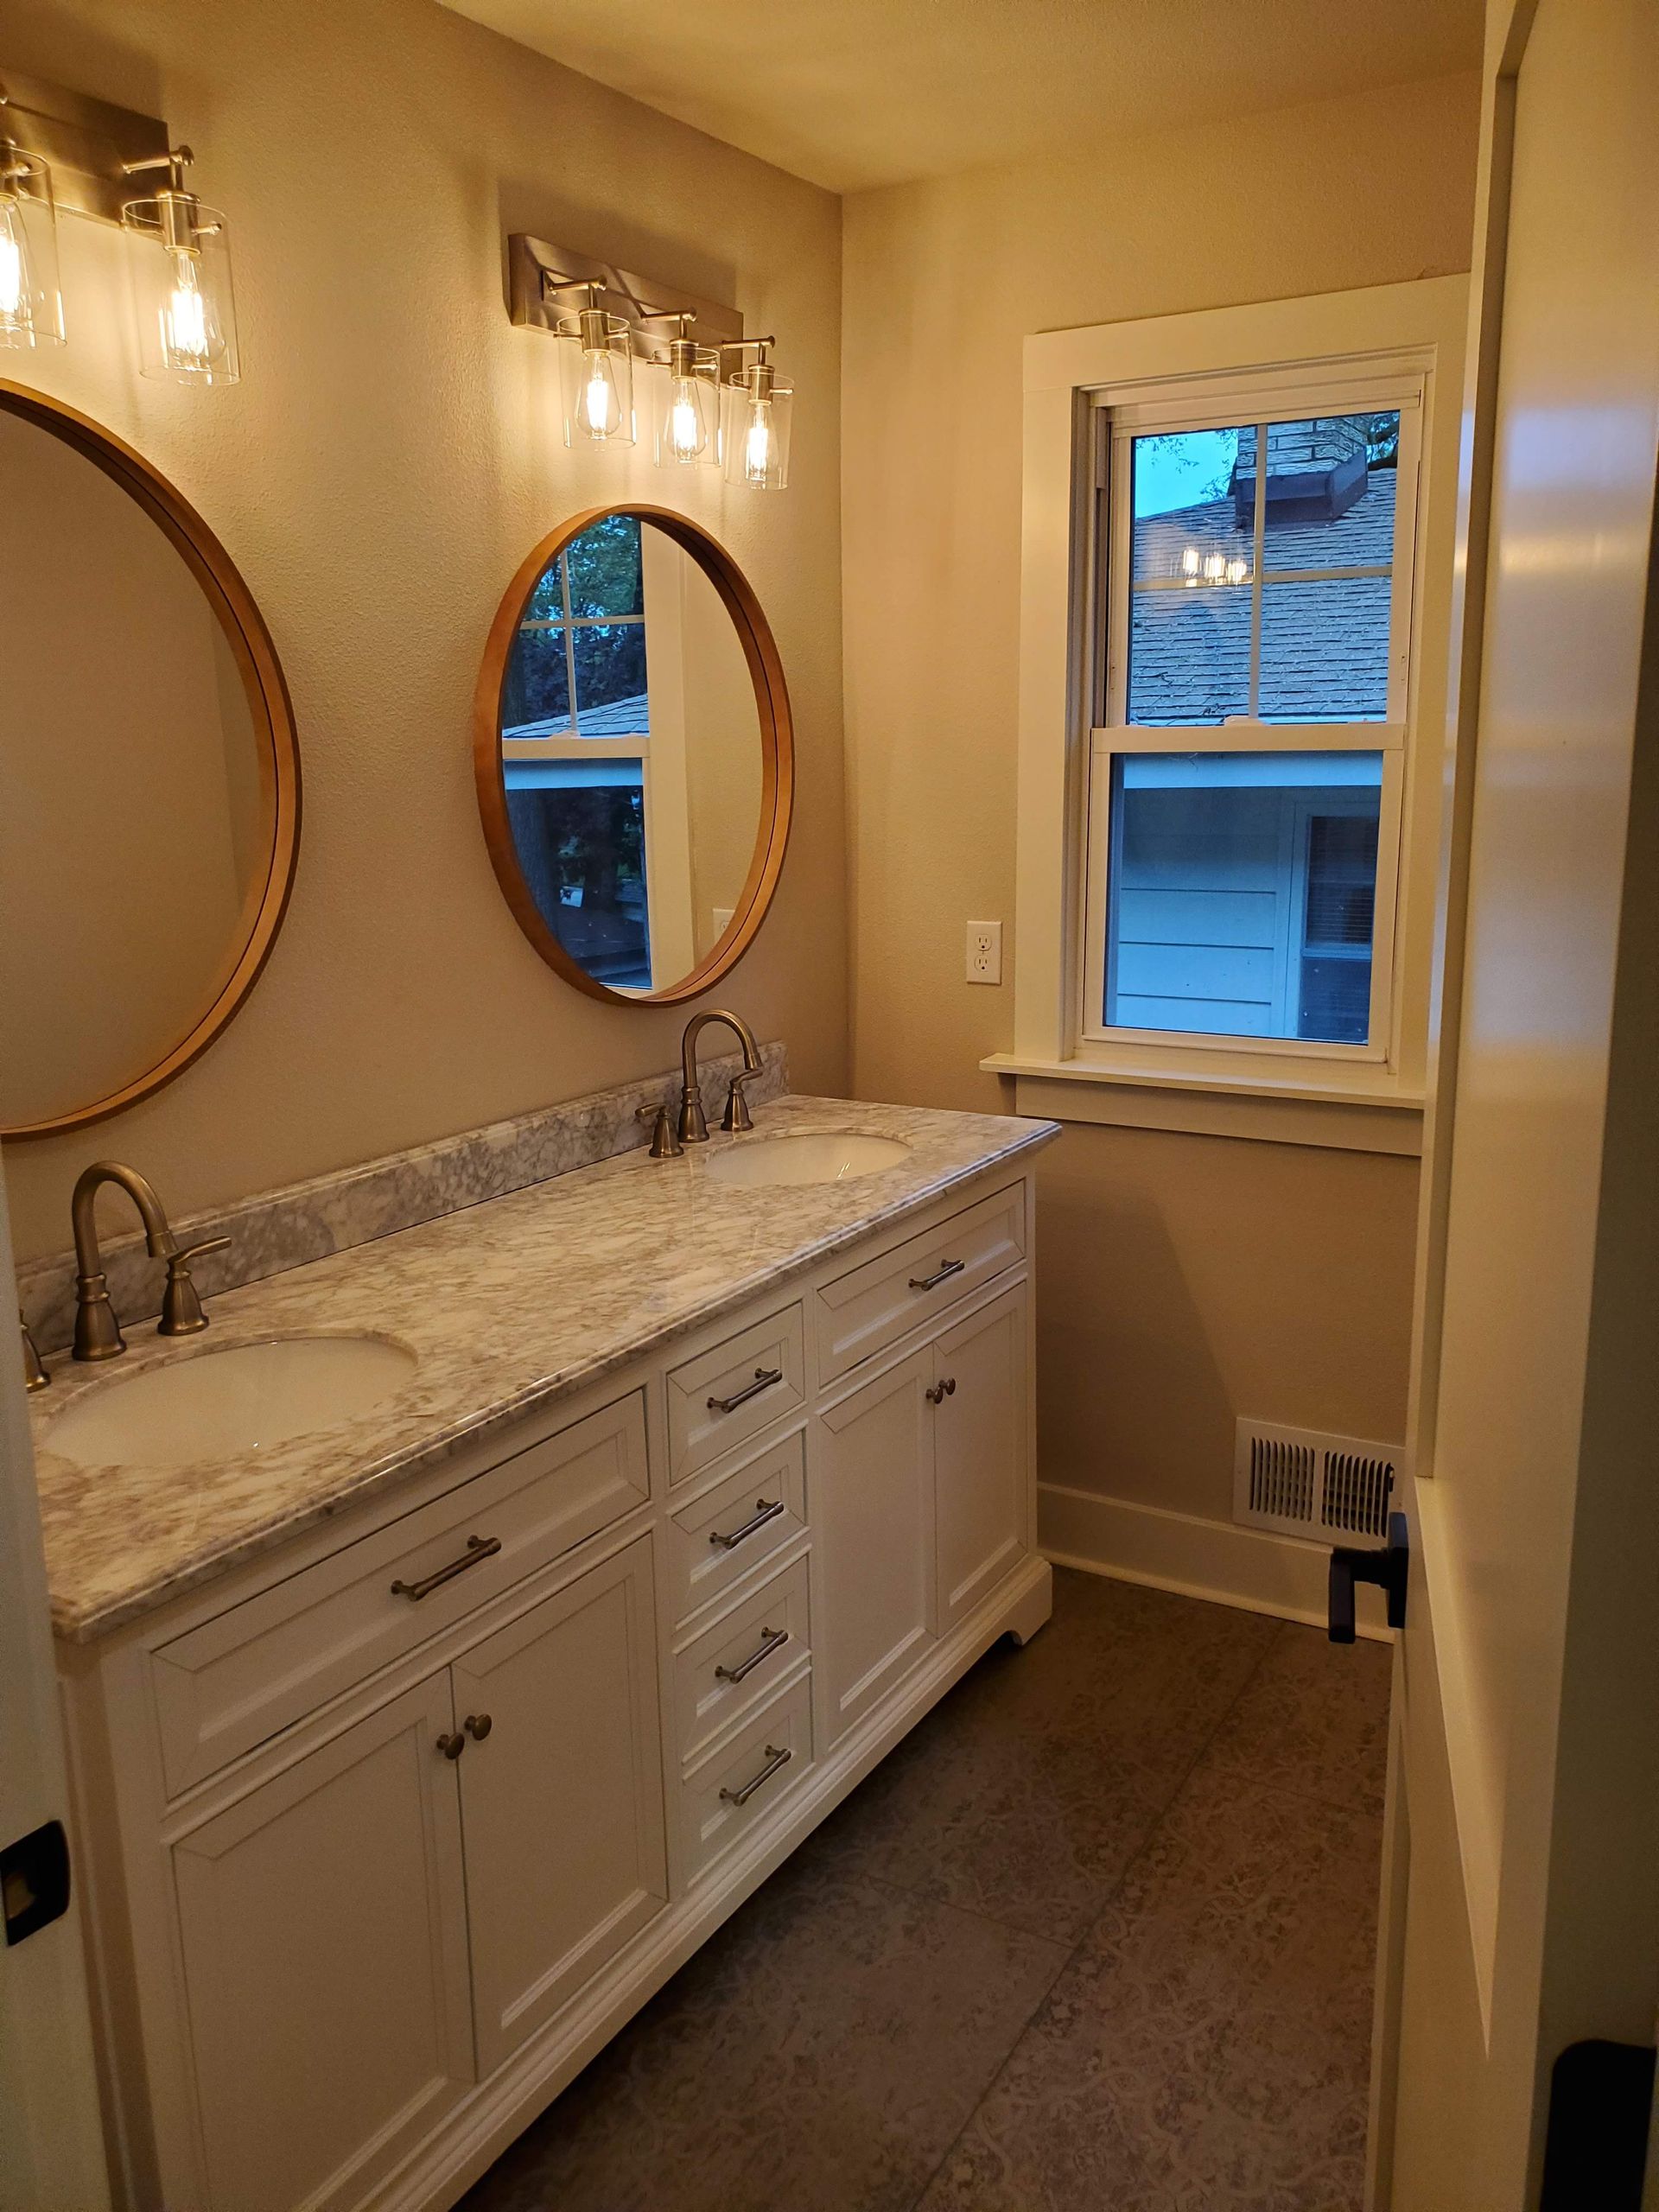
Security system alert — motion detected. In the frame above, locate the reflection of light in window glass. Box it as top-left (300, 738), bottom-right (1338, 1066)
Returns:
top-left (1104, 751), bottom-right (1382, 1044)
top-left (1125, 412), bottom-right (1401, 727)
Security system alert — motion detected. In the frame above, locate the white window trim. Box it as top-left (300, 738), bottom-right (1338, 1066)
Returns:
top-left (986, 276), bottom-right (1470, 1152)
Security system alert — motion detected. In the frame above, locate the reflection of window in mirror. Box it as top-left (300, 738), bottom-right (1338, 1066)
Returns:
top-left (499, 515), bottom-right (762, 996)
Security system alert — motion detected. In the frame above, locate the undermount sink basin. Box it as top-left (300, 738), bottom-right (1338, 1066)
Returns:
top-left (704, 1132), bottom-right (912, 1188)
top-left (46, 1335), bottom-right (418, 1471)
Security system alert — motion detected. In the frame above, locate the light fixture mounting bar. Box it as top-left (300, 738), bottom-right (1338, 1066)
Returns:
top-left (0, 67), bottom-right (169, 222)
top-left (507, 235), bottom-right (741, 366)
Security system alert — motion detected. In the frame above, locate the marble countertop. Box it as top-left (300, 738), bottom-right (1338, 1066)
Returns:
top-left (33, 1096), bottom-right (1057, 1643)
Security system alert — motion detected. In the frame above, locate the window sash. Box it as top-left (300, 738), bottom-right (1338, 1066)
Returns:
top-left (1077, 731), bottom-right (1406, 1064)
top-left (1103, 394), bottom-right (1423, 730)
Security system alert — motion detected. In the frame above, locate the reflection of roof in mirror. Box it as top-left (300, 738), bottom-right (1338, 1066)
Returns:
top-left (502, 691), bottom-right (650, 742)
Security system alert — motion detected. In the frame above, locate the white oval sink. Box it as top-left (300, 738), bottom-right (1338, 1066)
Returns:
top-left (45, 1336), bottom-right (418, 1471)
top-left (704, 1132), bottom-right (911, 1189)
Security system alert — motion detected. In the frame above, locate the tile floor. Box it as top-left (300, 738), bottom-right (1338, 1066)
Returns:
top-left (460, 1567), bottom-right (1393, 2212)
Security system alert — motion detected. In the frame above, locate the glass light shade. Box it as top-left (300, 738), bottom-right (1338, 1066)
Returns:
top-left (556, 308), bottom-right (635, 446)
top-left (652, 347), bottom-right (721, 469)
top-left (0, 154), bottom-right (64, 350)
top-left (123, 199), bottom-right (240, 385)
top-left (721, 364), bottom-right (793, 491)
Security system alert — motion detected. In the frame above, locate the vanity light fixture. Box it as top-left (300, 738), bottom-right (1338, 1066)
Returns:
top-left (0, 69), bottom-right (239, 385)
top-left (1178, 544), bottom-right (1250, 587)
top-left (0, 138), bottom-right (62, 348)
top-left (550, 278), bottom-right (635, 446)
top-left (121, 147), bottom-right (239, 385)
top-left (721, 338), bottom-right (793, 493)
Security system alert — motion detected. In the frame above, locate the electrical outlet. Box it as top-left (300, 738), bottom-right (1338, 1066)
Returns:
top-left (966, 920), bottom-right (1002, 985)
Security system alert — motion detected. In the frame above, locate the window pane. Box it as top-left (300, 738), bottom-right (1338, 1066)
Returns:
top-left (500, 627), bottom-right (571, 737)
top-left (572, 624), bottom-right (649, 735)
top-left (1257, 575), bottom-right (1392, 721)
top-left (563, 513), bottom-right (645, 619)
top-left (1128, 426), bottom-right (1251, 725)
top-left (503, 776), bottom-right (651, 990)
top-left (1104, 750), bottom-right (1382, 1044)
top-left (1251, 414), bottom-right (1400, 572)
top-left (525, 559), bottom-right (567, 623)
top-left (1128, 588), bottom-right (1251, 725)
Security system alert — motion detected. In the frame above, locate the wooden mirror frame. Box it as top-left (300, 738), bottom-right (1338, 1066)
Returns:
top-left (0, 384), bottom-right (302, 1142)
top-left (474, 505), bottom-right (793, 1006)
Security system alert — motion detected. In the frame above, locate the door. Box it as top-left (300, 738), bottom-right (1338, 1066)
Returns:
top-left (170, 1675), bottom-right (474, 2212)
top-left (0, 1163), bottom-right (110, 2212)
top-left (933, 1283), bottom-right (1028, 1628)
top-left (1379, 0), bottom-right (1659, 2202)
top-left (816, 1346), bottom-right (937, 1740)
top-left (453, 1537), bottom-right (667, 2076)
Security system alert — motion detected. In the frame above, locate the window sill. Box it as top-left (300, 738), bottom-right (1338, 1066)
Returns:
top-left (979, 1052), bottom-right (1425, 1154)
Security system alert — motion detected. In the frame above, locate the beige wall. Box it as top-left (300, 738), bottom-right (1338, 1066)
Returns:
top-left (842, 73), bottom-right (1480, 1523)
top-left (2, 0), bottom-right (846, 1261)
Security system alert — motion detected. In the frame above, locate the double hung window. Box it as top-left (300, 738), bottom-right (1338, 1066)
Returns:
top-left (1084, 393), bottom-right (1421, 1062)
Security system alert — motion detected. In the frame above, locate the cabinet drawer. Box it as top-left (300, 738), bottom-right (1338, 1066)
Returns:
top-left (666, 1430), bottom-right (808, 1625)
top-left (152, 1392), bottom-right (650, 1798)
top-left (680, 1674), bottom-right (813, 1885)
top-left (672, 1555), bottom-right (811, 1765)
top-left (665, 1303), bottom-right (805, 1486)
top-left (815, 1182), bottom-right (1026, 1383)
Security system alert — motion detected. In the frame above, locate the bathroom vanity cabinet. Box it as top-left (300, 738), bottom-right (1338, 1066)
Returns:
top-left (55, 1160), bottom-right (1049, 2212)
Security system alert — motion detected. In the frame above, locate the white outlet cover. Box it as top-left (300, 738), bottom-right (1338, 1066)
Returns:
top-left (966, 920), bottom-right (1003, 984)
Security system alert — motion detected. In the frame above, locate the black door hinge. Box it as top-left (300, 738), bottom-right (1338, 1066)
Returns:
top-left (1328, 1510), bottom-right (1409, 1643)
top-left (1540, 2039), bottom-right (1656, 2209)
top-left (1, 1819), bottom-right (72, 1945)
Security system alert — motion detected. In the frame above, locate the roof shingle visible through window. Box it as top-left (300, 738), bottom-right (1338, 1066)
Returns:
top-left (1128, 472), bottom-right (1396, 724)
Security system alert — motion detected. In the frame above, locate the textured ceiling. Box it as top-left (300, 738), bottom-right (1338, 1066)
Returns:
top-left (439, 0), bottom-right (1484, 193)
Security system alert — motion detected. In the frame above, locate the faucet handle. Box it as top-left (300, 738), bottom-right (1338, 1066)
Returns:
top-left (19, 1312), bottom-right (47, 1394)
top-left (636, 1103), bottom-right (683, 1160)
top-left (721, 1068), bottom-right (760, 1135)
top-left (158, 1234), bottom-right (232, 1338)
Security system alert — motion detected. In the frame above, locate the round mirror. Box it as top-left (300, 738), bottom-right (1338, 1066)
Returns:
top-left (474, 506), bottom-right (791, 1002)
top-left (0, 386), bottom-right (301, 1140)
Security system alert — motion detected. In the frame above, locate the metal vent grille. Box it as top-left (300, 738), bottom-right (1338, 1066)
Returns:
top-left (1234, 1419), bottom-right (1397, 1547)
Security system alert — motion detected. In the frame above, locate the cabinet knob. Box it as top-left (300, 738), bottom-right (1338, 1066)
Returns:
top-left (435, 1732), bottom-right (466, 1761)
top-left (464, 1713), bottom-right (493, 1741)
top-left (925, 1377), bottom-right (957, 1405)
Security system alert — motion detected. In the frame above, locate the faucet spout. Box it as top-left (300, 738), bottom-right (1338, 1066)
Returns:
top-left (678, 1010), bottom-right (762, 1145)
top-left (70, 1162), bottom-right (179, 1363)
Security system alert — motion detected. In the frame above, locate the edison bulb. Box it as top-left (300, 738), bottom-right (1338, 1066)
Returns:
top-left (0, 200), bottom-right (30, 329)
top-left (669, 378), bottom-right (704, 461)
top-left (582, 349), bottom-right (624, 437)
top-left (163, 250), bottom-right (212, 368)
top-left (743, 400), bottom-right (773, 486)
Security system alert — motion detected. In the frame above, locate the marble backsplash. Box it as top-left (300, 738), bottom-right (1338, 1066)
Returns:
top-left (17, 1041), bottom-right (787, 1355)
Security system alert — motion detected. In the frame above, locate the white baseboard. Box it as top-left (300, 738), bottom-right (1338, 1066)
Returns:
top-left (1039, 1482), bottom-right (1391, 1642)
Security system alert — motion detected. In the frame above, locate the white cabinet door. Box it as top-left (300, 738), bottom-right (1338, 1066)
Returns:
top-left (453, 1536), bottom-right (668, 2075)
top-left (170, 1675), bottom-right (474, 2212)
top-left (816, 1347), bottom-right (937, 1741)
top-left (932, 1282), bottom-right (1028, 1629)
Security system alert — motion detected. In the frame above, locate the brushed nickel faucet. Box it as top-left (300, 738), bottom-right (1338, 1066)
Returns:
top-left (70, 1162), bottom-right (231, 1362)
top-left (677, 1010), bottom-right (763, 1145)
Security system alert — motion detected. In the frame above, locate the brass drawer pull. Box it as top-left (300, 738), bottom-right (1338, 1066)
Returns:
top-left (909, 1257), bottom-right (965, 1293)
top-left (715, 1626), bottom-right (789, 1686)
top-left (708, 1365), bottom-right (784, 1414)
top-left (925, 1376), bottom-right (957, 1405)
top-left (719, 1743), bottom-right (792, 1808)
top-left (709, 1497), bottom-right (785, 1552)
top-left (391, 1533), bottom-right (501, 1602)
